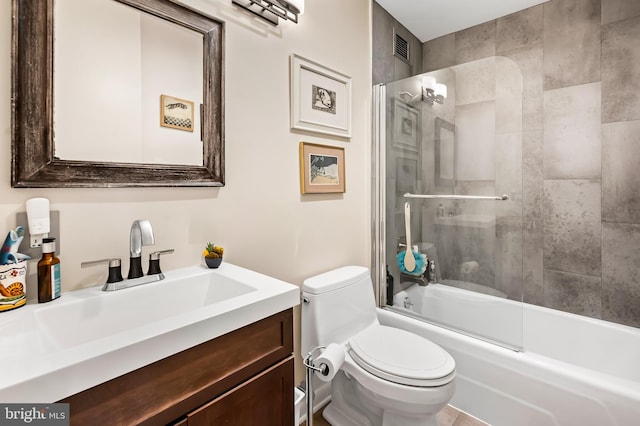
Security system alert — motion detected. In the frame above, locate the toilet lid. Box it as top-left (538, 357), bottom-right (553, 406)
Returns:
top-left (348, 325), bottom-right (455, 387)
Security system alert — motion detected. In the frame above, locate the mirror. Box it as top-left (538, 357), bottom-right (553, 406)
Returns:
top-left (54, 0), bottom-right (205, 166)
top-left (12, 0), bottom-right (224, 187)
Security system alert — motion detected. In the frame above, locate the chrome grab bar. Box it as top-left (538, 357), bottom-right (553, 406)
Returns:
top-left (403, 193), bottom-right (509, 201)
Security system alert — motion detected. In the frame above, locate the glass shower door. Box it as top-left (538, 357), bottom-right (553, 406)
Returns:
top-left (373, 56), bottom-right (525, 350)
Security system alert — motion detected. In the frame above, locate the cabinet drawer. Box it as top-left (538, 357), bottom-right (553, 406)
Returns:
top-left (62, 309), bottom-right (293, 426)
top-left (187, 356), bottom-right (294, 426)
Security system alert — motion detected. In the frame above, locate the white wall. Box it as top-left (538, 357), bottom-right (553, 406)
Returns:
top-left (1, 0), bottom-right (372, 382)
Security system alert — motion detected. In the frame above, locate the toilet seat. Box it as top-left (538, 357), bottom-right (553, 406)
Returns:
top-left (348, 325), bottom-right (455, 387)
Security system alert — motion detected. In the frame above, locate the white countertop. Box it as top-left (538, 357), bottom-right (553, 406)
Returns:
top-left (0, 263), bottom-right (300, 402)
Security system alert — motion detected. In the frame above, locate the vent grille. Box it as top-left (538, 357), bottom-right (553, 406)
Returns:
top-left (393, 31), bottom-right (409, 63)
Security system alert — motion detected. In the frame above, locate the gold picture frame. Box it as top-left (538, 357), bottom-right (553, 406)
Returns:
top-left (299, 142), bottom-right (345, 194)
top-left (160, 94), bottom-right (194, 132)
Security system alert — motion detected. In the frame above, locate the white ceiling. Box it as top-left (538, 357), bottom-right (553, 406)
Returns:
top-left (375, 0), bottom-right (549, 42)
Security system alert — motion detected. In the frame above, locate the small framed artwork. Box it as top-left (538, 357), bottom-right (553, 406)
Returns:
top-left (393, 99), bottom-right (419, 152)
top-left (290, 54), bottom-right (352, 138)
top-left (299, 142), bottom-right (345, 194)
top-left (160, 94), bottom-right (194, 132)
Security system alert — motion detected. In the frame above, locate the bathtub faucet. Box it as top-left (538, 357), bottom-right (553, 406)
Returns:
top-left (403, 296), bottom-right (413, 309)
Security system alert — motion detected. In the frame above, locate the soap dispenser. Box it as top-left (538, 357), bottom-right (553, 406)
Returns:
top-left (37, 237), bottom-right (61, 303)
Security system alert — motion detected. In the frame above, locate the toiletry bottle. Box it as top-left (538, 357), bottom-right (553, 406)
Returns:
top-left (385, 266), bottom-right (394, 306)
top-left (438, 203), bottom-right (445, 217)
top-left (37, 237), bottom-right (61, 303)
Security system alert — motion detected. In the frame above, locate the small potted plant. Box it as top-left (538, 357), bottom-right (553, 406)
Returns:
top-left (203, 242), bottom-right (224, 268)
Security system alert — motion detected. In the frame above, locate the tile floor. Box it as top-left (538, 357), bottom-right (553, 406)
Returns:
top-left (303, 404), bottom-right (489, 426)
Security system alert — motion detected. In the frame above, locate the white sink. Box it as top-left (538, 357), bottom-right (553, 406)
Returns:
top-left (35, 271), bottom-right (255, 349)
top-left (0, 263), bottom-right (299, 402)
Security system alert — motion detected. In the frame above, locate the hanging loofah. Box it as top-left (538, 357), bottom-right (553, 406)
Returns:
top-left (396, 250), bottom-right (427, 276)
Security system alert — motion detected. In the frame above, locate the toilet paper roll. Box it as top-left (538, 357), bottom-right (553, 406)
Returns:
top-left (460, 260), bottom-right (479, 275)
top-left (315, 343), bottom-right (345, 382)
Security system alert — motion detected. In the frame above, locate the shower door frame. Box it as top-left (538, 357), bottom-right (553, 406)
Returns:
top-left (372, 83), bottom-right (387, 306)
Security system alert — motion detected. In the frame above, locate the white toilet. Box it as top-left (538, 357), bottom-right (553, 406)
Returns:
top-left (302, 266), bottom-right (456, 426)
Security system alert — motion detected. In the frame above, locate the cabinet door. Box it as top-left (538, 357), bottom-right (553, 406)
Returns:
top-left (187, 356), bottom-right (294, 426)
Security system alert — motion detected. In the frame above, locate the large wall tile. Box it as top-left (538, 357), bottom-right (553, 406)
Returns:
top-left (372, 2), bottom-right (423, 84)
top-left (495, 217), bottom-right (524, 299)
top-left (422, 34), bottom-right (455, 73)
top-left (496, 5), bottom-right (543, 54)
top-left (495, 56), bottom-right (524, 100)
top-left (455, 21), bottom-right (496, 65)
top-left (602, 120), bottom-right (640, 223)
top-left (543, 82), bottom-right (601, 179)
top-left (496, 96), bottom-right (523, 135)
top-left (602, 15), bottom-right (640, 123)
top-left (543, 0), bottom-right (601, 90)
top-left (496, 132), bottom-right (523, 217)
top-left (523, 130), bottom-right (544, 219)
top-left (523, 218), bottom-right (544, 305)
top-left (543, 269), bottom-right (602, 317)
top-left (602, 222), bottom-right (640, 328)
top-left (434, 211), bottom-right (496, 286)
top-left (504, 46), bottom-right (544, 131)
top-left (602, 0), bottom-right (640, 25)
top-left (453, 180), bottom-right (497, 218)
top-left (372, 2), bottom-right (395, 85)
top-left (455, 102), bottom-right (495, 181)
top-left (495, 57), bottom-right (524, 135)
top-left (543, 179), bottom-right (601, 276)
top-left (455, 58), bottom-right (496, 106)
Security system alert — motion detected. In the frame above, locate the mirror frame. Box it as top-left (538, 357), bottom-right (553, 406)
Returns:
top-left (11, 0), bottom-right (225, 187)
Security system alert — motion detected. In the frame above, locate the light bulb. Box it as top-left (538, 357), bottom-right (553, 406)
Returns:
top-left (435, 83), bottom-right (447, 99)
top-left (422, 76), bottom-right (436, 92)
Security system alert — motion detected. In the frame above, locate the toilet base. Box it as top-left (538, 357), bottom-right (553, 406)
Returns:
top-left (322, 371), bottom-right (446, 426)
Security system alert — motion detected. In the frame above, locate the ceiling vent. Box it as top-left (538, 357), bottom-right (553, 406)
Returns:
top-left (393, 30), bottom-right (410, 64)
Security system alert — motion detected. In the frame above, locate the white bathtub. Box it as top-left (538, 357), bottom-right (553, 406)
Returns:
top-left (380, 283), bottom-right (640, 426)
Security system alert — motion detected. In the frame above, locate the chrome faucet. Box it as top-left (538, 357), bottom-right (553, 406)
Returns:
top-left (81, 219), bottom-right (174, 291)
top-left (128, 219), bottom-right (155, 279)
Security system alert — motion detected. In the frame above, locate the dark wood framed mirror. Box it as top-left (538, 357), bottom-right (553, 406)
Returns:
top-left (11, 0), bottom-right (224, 187)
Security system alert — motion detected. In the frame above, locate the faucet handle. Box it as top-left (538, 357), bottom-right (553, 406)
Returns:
top-left (81, 258), bottom-right (124, 283)
top-left (147, 249), bottom-right (174, 275)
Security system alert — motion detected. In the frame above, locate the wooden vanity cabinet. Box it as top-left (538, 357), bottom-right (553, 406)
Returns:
top-left (60, 309), bottom-right (294, 426)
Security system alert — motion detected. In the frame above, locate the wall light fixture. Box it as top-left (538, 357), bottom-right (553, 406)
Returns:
top-left (233, 0), bottom-right (304, 26)
top-left (422, 76), bottom-right (447, 105)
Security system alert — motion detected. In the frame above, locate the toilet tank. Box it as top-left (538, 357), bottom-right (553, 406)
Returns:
top-left (301, 266), bottom-right (378, 355)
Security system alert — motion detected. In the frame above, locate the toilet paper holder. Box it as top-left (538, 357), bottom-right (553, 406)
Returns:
top-left (304, 345), bottom-right (337, 426)
top-left (303, 343), bottom-right (346, 425)
top-left (303, 346), bottom-right (326, 426)
top-left (303, 346), bottom-right (329, 376)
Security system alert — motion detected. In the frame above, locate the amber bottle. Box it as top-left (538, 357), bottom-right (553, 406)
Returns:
top-left (37, 237), bottom-right (61, 303)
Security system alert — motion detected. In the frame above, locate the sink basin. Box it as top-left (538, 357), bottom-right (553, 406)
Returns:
top-left (35, 271), bottom-right (255, 349)
top-left (0, 263), bottom-right (299, 402)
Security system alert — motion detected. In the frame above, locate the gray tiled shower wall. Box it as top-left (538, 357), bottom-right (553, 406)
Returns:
top-left (373, 0), bottom-right (640, 328)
